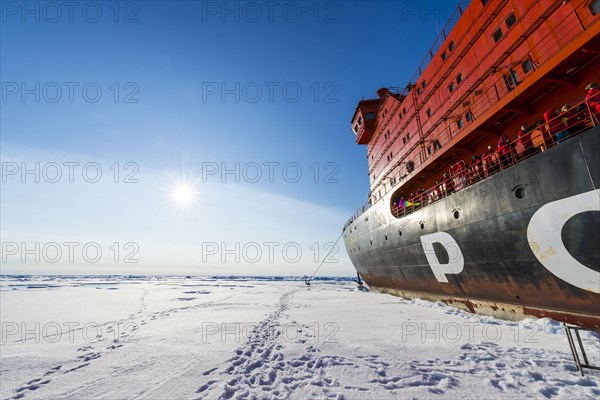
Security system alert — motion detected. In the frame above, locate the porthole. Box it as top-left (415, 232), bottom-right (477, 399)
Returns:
top-left (370, 240), bottom-right (373, 245)
top-left (398, 230), bottom-right (403, 236)
top-left (385, 234), bottom-right (388, 240)
top-left (453, 210), bottom-right (460, 219)
top-left (515, 187), bottom-right (526, 199)
top-left (420, 222), bottom-right (425, 230)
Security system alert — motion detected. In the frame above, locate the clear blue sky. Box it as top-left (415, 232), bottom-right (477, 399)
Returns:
top-left (1, 0), bottom-right (462, 275)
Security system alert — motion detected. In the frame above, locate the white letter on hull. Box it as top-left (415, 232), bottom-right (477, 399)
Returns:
top-left (527, 189), bottom-right (600, 294)
top-left (420, 232), bottom-right (464, 283)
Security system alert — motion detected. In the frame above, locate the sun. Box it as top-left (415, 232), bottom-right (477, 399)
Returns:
top-left (171, 184), bottom-right (196, 205)
top-left (164, 168), bottom-right (201, 214)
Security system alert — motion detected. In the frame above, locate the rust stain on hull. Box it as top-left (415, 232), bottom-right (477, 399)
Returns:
top-left (367, 282), bottom-right (600, 330)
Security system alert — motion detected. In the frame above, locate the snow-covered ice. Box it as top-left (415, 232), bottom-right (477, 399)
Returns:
top-left (1, 276), bottom-right (599, 399)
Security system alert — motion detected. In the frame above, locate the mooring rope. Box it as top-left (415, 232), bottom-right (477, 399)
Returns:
top-left (304, 230), bottom-right (345, 285)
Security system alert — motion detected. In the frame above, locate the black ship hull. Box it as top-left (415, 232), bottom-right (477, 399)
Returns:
top-left (343, 127), bottom-right (600, 328)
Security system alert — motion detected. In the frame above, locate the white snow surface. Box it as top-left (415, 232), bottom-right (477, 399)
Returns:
top-left (0, 276), bottom-right (599, 400)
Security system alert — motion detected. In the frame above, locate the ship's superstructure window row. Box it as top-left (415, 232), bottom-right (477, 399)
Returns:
top-left (351, 0), bottom-right (599, 201)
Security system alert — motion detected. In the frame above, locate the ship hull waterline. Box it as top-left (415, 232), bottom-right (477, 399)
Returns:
top-left (343, 127), bottom-right (600, 329)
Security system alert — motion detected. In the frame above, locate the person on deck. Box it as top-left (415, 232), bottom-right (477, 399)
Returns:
top-left (585, 82), bottom-right (600, 117)
top-left (481, 145), bottom-right (496, 176)
top-left (544, 107), bottom-right (569, 144)
top-left (430, 182), bottom-right (441, 202)
top-left (468, 155), bottom-right (482, 183)
top-left (497, 135), bottom-right (513, 168)
top-left (406, 193), bottom-right (415, 209)
top-left (518, 124), bottom-right (536, 158)
top-left (457, 160), bottom-right (468, 189)
top-left (417, 188), bottom-right (426, 206)
top-left (563, 104), bottom-right (585, 138)
top-left (439, 175), bottom-right (449, 197)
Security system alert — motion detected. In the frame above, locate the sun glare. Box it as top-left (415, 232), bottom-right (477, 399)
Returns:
top-left (172, 184), bottom-right (196, 205)
top-left (165, 168), bottom-right (201, 214)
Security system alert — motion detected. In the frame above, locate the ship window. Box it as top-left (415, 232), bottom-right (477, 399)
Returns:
top-left (353, 124), bottom-right (359, 133)
top-left (492, 28), bottom-right (503, 43)
top-left (416, 87), bottom-right (421, 95)
top-left (503, 75), bottom-right (513, 91)
top-left (481, 0), bottom-right (489, 5)
top-left (505, 12), bottom-right (517, 29)
top-left (426, 108), bottom-right (432, 118)
top-left (456, 73), bottom-right (463, 84)
top-left (521, 59), bottom-right (533, 74)
top-left (590, 0), bottom-right (600, 15)
top-left (465, 110), bottom-right (474, 122)
top-left (403, 137), bottom-right (407, 145)
top-left (448, 40), bottom-right (455, 52)
top-left (427, 146), bottom-right (432, 155)
top-left (434, 139), bottom-right (442, 150)
top-left (407, 132), bottom-right (411, 140)
top-left (421, 80), bottom-right (427, 89)
top-left (365, 112), bottom-right (376, 120)
top-left (449, 82), bottom-right (455, 93)
top-left (503, 69), bottom-right (519, 91)
top-left (457, 118), bottom-right (464, 129)
top-left (441, 51), bottom-right (448, 61)
top-left (357, 116), bottom-right (363, 126)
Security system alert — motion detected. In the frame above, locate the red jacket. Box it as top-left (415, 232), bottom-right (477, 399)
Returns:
top-left (586, 88), bottom-right (600, 113)
top-left (544, 108), bottom-right (567, 134)
top-left (518, 129), bottom-right (533, 149)
top-left (497, 137), bottom-right (511, 157)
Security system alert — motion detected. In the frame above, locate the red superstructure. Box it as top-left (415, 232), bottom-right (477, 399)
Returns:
top-left (351, 0), bottom-right (599, 207)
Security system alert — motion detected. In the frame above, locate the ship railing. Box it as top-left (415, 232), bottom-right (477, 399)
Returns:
top-left (345, 96), bottom-right (598, 228)
top-left (465, 8), bottom-right (592, 122)
top-left (389, 97), bottom-right (598, 219)
top-left (343, 200), bottom-right (373, 231)
top-left (369, 1), bottom-right (593, 190)
top-left (408, 0), bottom-right (471, 84)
